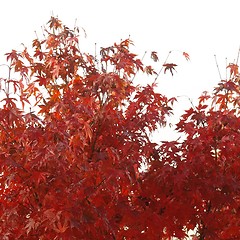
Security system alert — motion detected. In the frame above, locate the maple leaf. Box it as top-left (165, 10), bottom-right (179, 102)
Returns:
top-left (21, 47), bottom-right (33, 64)
top-left (33, 49), bottom-right (45, 61)
top-left (51, 64), bottom-right (61, 79)
top-left (183, 52), bottom-right (190, 61)
top-left (151, 51), bottom-right (159, 62)
top-left (145, 65), bottom-right (157, 75)
top-left (32, 39), bottom-right (41, 49)
top-left (48, 16), bottom-right (62, 30)
top-left (163, 63), bottom-right (177, 76)
top-left (227, 63), bottom-right (239, 77)
top-left (53, 218), bottom-right (69, 233)
top-left (35, 76), bottom-right (48, 86)
top-left (7, 79), bottom-right (20, 93)
top-left (25, 218), bottom-right (36, 235)
top-left (31, 171), bottom-right (48, 186)
top-left (5, 49), bottom-right (19, 62)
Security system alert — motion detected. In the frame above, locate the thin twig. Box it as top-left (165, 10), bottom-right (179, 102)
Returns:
top-left (141, 50), bottom-right (147, 61)
top-left (94, 42), bottom-right (97, 59)
top-left (154, 51), bottom-right (172, 83)
top-left (0, 64), bottom-right (12, 94)
top-left (235, 45), bottom-right (240, 65)
top-left (94, 42), bottom-right (100, 70)
top-left (214, 54), bottom-right (222, 80)
top-left (177, 95), bottom-right (196, 110)
top-left (130, 50), bottom-right (147, 83)
top-left (225, 57), bottom-right (228, 79)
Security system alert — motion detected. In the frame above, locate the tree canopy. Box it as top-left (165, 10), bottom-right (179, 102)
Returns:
top-left (0, 16), bottom-right (239, 239)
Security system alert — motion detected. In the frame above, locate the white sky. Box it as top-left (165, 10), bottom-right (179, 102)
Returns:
top-left (1, 0), bottom-right (239, 140)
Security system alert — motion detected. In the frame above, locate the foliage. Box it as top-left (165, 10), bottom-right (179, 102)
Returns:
top-left (0, 17), bottom-right (239, 239)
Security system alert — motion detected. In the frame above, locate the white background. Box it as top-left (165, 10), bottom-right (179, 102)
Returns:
top-left (0, 0), bottom-right (239, 140)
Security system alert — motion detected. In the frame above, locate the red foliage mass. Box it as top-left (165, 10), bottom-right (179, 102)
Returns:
top-left (0, 17), bottom-right (239, 239)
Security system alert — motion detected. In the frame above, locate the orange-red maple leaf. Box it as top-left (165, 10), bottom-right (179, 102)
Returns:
top-left (53, 219), bottom-right (69, 233)
top-left (25, 218), bottom-right (36, 235)
top-left (145, 65), bottom-right (157, 75)
top-left (163, 63), bottom-right (177, 76)
top-left (183, 52), bottom-right (190, 61)
top-left (227, 63), bottom-right (239, 77)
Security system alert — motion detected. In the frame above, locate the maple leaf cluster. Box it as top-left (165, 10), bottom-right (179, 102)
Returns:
top-left (0, 17), bottom-right (239, 239)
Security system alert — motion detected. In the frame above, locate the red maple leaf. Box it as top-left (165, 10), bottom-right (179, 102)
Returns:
top-left (151, 51), bottom-right (159, 62)
top-left (227, 63), bottom-right (239, 77)
top-left (183, 52), bottom-right (190, 61)
top-left (163, 63), bottom-right (178, 76)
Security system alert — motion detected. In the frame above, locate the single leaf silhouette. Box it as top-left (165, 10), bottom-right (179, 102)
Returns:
top-left (183, 52), bottom-right (190, 61)
top-left (227, 63), bottom-right (239, 76)
top-left (151, 51), bottom-right (159, 62)
top-left (163, 63), bottom-right (177, 76)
